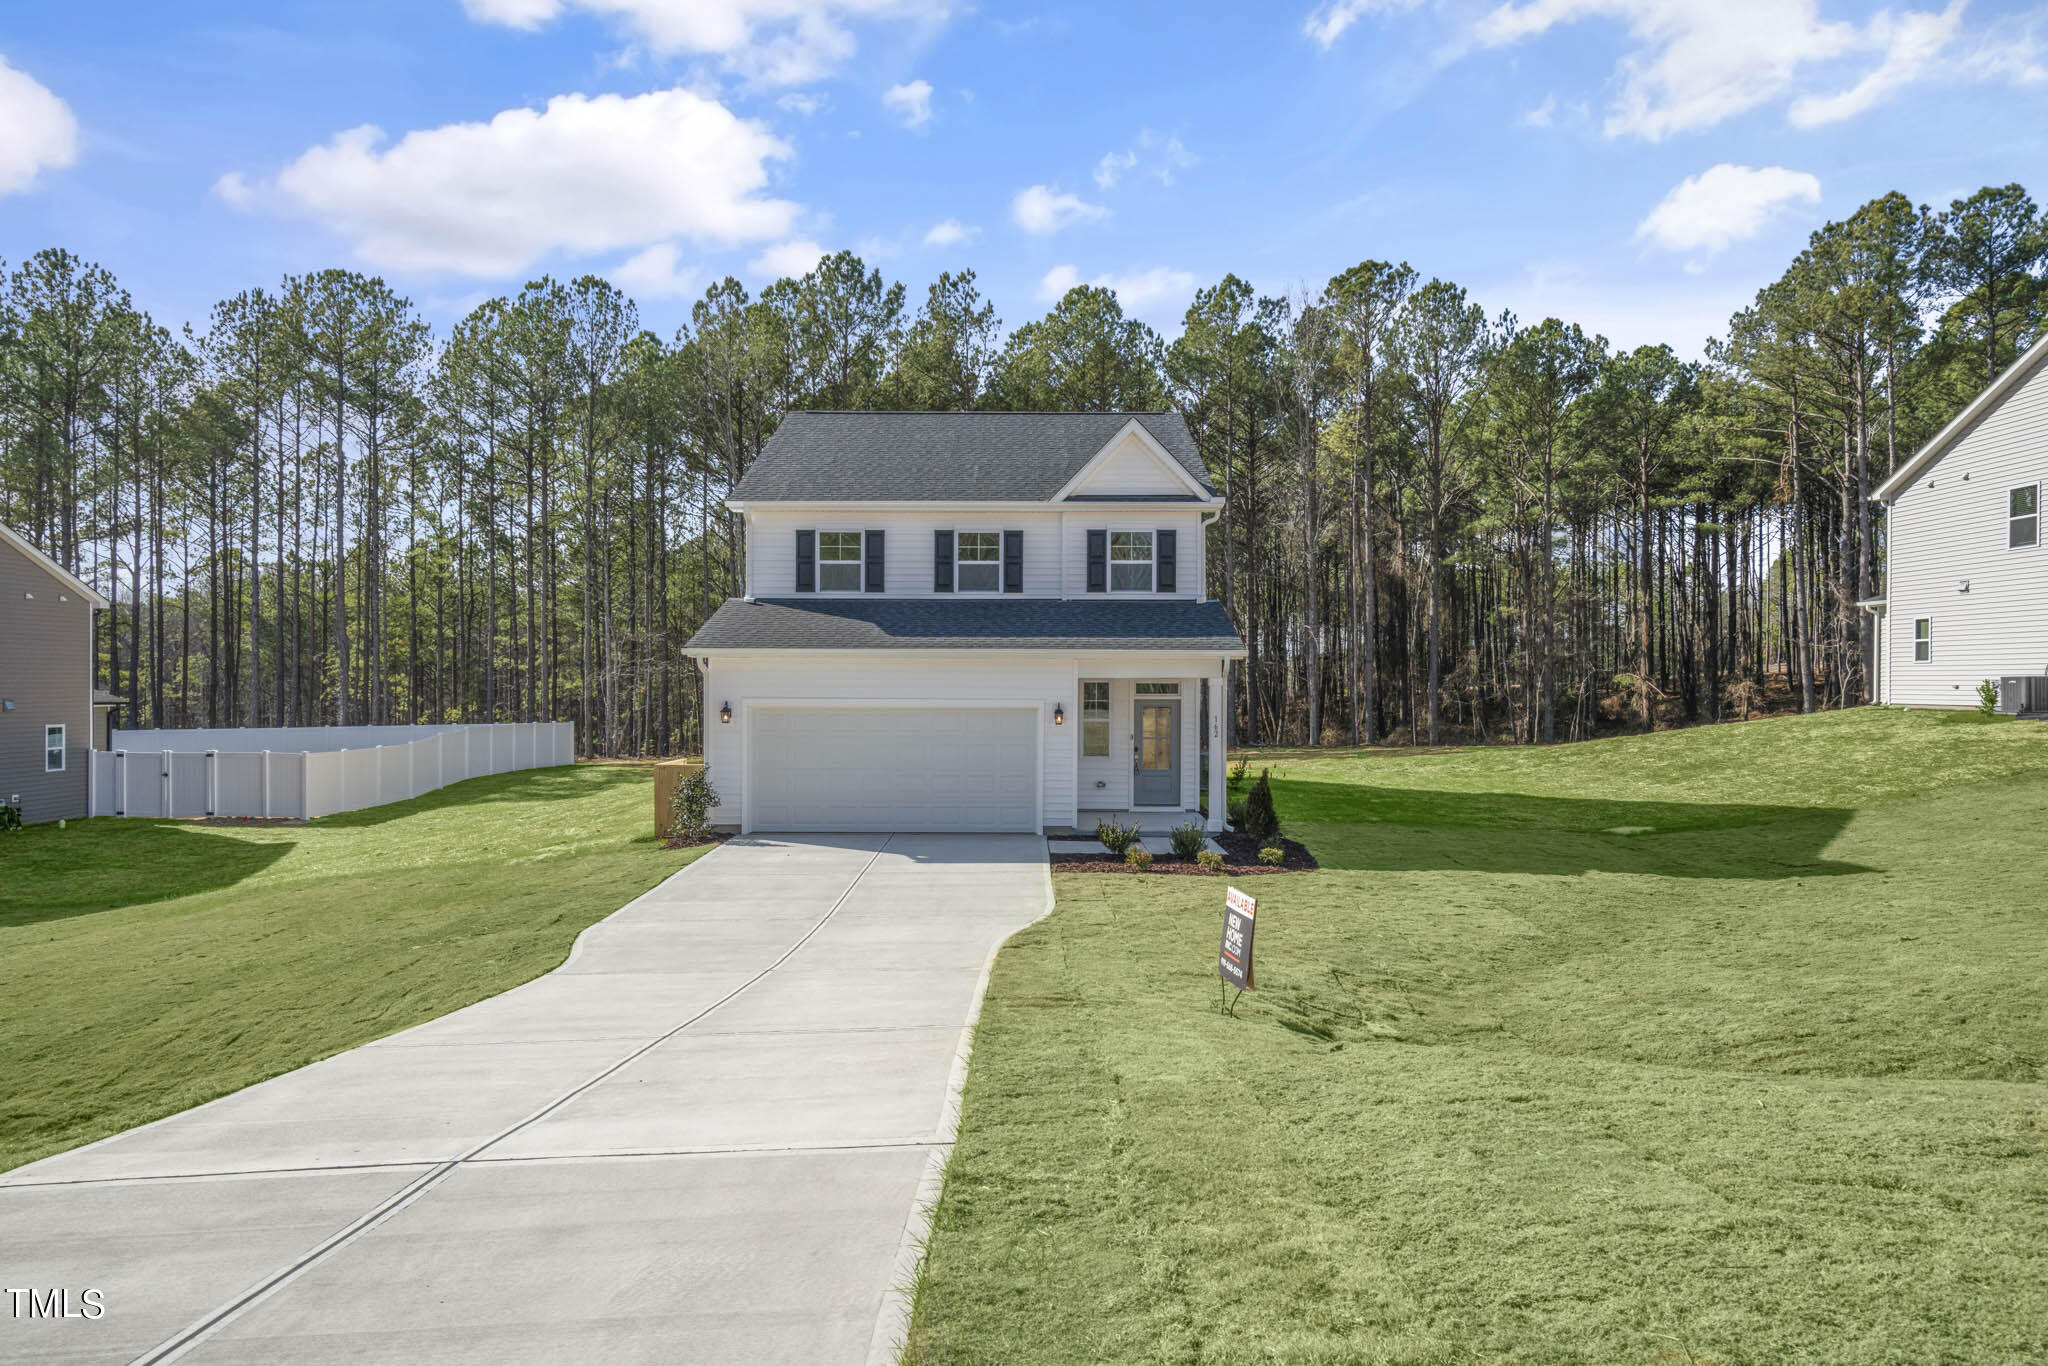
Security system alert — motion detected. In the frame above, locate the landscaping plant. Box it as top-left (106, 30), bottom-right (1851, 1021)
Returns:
top-left (1095, 819), bottom-right (1139, 856)
top-left (1194, 849), bottom-right (1224, 874)
top-left (1123, 846), bottom-right (1152, 870)
top-left (1167, 822), bottom-right (1206, 860)
top-left (0, 804), bottom-right (21, 833)
top-left (1977, 678), bottom-right (2000, 716)
top-left (1258, 845), bottom-right (1285, 865)
top-left (665, 768), bottom-right (722, 845)
top-left (1240, 768), bottom-right (1281, 842)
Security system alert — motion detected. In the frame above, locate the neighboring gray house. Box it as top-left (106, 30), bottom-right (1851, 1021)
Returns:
top-left (1, 522), bottom-right (107, 822)
top-left (687, 411), bottom-right (1247, 834)
top-left (1868, 335), bottom-right (2048, 709)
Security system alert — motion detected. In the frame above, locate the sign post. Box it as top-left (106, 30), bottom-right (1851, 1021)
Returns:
top-left (1218, 885), bottom-right (1256, 1014)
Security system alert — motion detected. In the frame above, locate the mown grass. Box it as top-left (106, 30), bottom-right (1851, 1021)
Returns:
top-left (908, 709), bottom-right (2048, 1364)
top-left (0, 763), bottom-right (703, 1172)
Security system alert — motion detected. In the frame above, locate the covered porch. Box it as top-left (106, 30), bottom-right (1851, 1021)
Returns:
top-left (1062, 656), bottom-right (1230, 835)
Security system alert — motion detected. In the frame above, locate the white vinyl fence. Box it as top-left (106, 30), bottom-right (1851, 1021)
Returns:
top-left (90, 722), bottom-right (574, 821)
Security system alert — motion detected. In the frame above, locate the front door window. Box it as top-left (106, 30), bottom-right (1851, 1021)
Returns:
top-left (1133, 697), bottom-right (1179, 805)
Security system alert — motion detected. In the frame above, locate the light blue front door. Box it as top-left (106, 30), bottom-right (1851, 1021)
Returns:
top-left (1133, 699), bottom-right (1179, 806)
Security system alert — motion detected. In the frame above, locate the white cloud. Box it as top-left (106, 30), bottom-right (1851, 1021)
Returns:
top-left (460, 0), bottom-right (953, 85)
top-left (1462, 0), bottom-right (2024, 141)
top-left (923, 217), bottom-right (977, 247)
top-left (1636, 163), bottom-right (1820, 255)
top-left (748, 238), bottom-right (827, 278)
top-left (1302, 0), bottom-right (1421, 49)
top-left (224, 88), bottom-right (797, 277)
top-left (1788, 1), bottom-right (1964, 127)
top-left (1037, 264), bottom-right (1197, 314)
top-left (610, 242), bottom-right (702, 299)
top-left (1520, 93), bottom-right (1557, 126)
top-left (1093, 130), bottom-right (1197, 190)
top-left (777, 91), bottom-right (827, 116)
top-left (1011, 184), bottom-right (1108, 235)
top-left (0, 55), bottom-right (79, 196)
top-left (1093, 149), bottom-right (1137, 190)
top-left (882, 78), bottom-right (933, 128)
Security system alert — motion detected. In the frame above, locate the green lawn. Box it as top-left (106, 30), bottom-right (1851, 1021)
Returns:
top-left (908, 710), bottom-right (2048, 1364)
top-left (0, 763), bottom-right (703, 1172)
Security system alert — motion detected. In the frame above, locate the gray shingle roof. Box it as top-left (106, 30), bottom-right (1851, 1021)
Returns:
top-left (728, 411), bottom-right (1215, 502)
top-left (687, 597), bottom-right (1245, 652)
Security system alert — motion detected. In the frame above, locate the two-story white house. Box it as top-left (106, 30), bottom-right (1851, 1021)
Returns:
top-left (1869, 335), bottom-right (2048, 710)
top-left (686, 411), bottom-right (1246, 834)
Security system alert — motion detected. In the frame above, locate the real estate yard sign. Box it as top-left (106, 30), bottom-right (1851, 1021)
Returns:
top-left (1219, 886), bottom-right (1256, 993)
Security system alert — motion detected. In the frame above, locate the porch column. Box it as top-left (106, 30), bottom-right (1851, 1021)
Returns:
top-left (1207, 662), bottom-right (1227, 832)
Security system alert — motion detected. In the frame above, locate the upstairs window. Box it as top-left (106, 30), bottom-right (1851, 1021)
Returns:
top-left (956, 532), bottom-right (1001, 592)
top-left (1110, 531), bottom-right (1154, 592)
top-left (1914, 618), bottom-right (1932, 662)
top-left (1081, 682), bottom-right (1110, 757)
top-left (45, 724), bottom-right (65, 772)
top-left (2010, 485), bottom-right (2038, 549)
top-left (818, 531), bottom-right (862, 592)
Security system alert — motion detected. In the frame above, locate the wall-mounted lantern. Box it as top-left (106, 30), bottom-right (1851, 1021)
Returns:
top-left (720, 700), bottom-right (733, 724)
top-left (1053, 702), bottom-right (1065, 726)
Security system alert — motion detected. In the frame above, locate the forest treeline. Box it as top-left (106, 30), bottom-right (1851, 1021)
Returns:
top-left (1, 183), bottom-right (2043, 753)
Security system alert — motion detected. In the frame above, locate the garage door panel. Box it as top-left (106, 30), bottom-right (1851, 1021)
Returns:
top-left (750, 707), bottom-right (1037, 833)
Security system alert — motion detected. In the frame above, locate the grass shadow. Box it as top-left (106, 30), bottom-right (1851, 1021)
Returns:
top-left (0, 821), bottom-right (295, 927)
top-left (1257, 775), bottom-right (1873, 880)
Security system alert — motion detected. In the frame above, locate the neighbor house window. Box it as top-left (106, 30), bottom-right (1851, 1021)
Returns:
top-left (2010, 485), bottom-right (2038, 548)
top-left (1914, 618), bottom-right (1931, 662)
top-left (1081, 682), bottom-right (1110, 757)
top-left (1110, 531), bottom-right (1154, 592)
top-left (818, 531), bottom-right (862, 591)
top-left (956, 531), bottom-right (1001, 592)
top-left (44, 724), bottom-right (64, 772)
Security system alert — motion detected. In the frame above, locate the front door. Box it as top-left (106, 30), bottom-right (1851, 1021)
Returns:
top-left (1133, 699), bottom-right (1180, 806)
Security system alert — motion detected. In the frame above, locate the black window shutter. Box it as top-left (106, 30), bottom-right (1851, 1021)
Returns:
top-left (1086, 529), bottom-right (1107, 593)
top-left (865, 530), bottom-right (885, 593)
top-left (795, 530), bottom-right (815, 593)
top-left (1157, 529), bottom-right (1177, 593)
top-left (1003, 530), bottom-right (1024, 594)
top-left (934, 530), bottom-right (954, 593)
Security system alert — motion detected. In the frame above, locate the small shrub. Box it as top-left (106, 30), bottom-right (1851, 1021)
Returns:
top-left (1240, 769), bottom-right (1281, 842)
top-left (1168, 822), bottom-right (1206, 859)
top-left (1125, 845), bottom-right (1153, 870)
top-left (1230, 752), bottom-right (1248, 783)
top-left (1227, 798), bottom-right (1246, 827)
top-left (1096, 819), bottom-right (1139, 856)
top-left (1977, 679), bottom-right (2000, 717)
top-left (665, 768), bottom-right (722, 844)
top-left (1258, 845), bottom-right (1285, 866)
top-left (1195, 849), bottom-right (1224, 874)
top-left (0, 804), bottom-right (21, 833)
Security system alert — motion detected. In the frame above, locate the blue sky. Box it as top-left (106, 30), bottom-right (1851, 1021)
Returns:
top-left (2, 1), bottom-right (2044, 358)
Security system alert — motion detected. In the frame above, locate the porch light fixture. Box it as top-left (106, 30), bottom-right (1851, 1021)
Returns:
top-left (1053, 703), bottom-right (1065, 725)
top-left (720, 700), bottom-right (733, 724)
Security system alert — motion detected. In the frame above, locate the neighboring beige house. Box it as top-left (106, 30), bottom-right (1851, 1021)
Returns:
top-left (1869, 336), bottom-right (2048, 710)
top-left (687, 412), bottom-right (1246, 834)
top-left (0, 522), bottom-right (107, 822)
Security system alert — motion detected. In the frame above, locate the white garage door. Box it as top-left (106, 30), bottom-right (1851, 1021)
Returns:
top-left (749, 706), bottom-right (1038, 833)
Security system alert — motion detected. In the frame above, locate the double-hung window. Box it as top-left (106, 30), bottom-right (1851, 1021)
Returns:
top-left (818, 531), bottom-right (862, 592)
top-left (1913, 618), bottom-right (1932, 663)
top-left (2010, 485), bottom-right (2039, 549)
top-left (956, 532), bottom-right (1001, 593)
top-left (1081, 682), bottom-right (1110, 757)
top-left (44, 724), bottom-right (64, 773)
top-left (1110, 531), bottom-right (1154, 592)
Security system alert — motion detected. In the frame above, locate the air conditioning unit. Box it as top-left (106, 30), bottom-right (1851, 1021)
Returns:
top-left (1996, 676), bottom-right (2048, 714)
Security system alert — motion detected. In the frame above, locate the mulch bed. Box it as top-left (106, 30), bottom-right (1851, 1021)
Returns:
top-left (1049, 830), bottom-right (1318, 876)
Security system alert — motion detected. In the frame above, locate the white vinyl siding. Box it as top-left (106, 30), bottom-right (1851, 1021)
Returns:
top-left (1881, 349), bottom-right (2048, 705)
top-left (1058, 511), bottom-right (1205, 600)
top-left (1064, 429), bottom-right (1202, 497)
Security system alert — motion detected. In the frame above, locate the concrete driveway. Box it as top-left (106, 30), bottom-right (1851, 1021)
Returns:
top-left (0, 833), bottom-right (1049, 1365)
